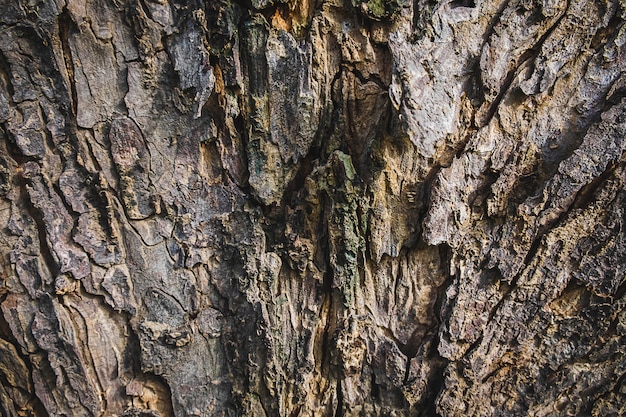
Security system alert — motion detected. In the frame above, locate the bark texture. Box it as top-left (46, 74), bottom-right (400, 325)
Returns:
top-left (0, 0), bottom-right (625, 416)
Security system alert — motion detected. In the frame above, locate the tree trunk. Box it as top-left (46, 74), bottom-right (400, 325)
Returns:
top-left (0, 0), bottom-right (625, 416)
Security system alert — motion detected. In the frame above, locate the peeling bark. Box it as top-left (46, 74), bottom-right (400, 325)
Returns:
top-left (0, 0), bottom-right (625, 416)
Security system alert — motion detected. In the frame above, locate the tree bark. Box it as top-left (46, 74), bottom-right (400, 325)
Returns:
top-left (0, 0), bottom-right (625, 416)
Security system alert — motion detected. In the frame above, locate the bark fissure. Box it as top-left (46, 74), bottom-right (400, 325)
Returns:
top-left (58, 8), bottom-right (78, 117)
top-left (22, 190), bottom-right (60, 282)
top-left (478, 1), bottom-right (571, 127)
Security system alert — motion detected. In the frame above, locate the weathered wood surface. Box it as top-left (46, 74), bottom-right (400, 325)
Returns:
top-left (0, 0), bottom-right (625, 416)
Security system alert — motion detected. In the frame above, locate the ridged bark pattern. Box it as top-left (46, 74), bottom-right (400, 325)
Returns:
top-left (0, 0), bottom-right (624, 416)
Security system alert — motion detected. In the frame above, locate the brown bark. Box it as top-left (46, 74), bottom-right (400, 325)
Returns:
top-left (0, 0), bottom-right (625, 416)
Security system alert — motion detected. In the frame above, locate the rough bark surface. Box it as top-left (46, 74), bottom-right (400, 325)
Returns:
top-left (0, 0), bottom-right (625, 416)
